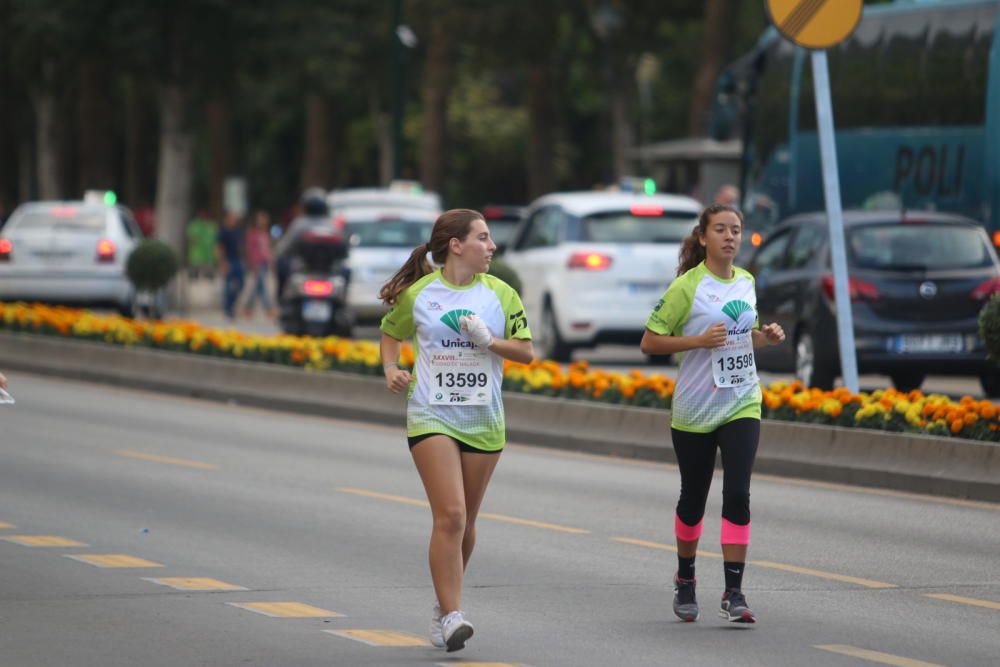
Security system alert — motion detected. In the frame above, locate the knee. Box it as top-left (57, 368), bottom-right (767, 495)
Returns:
top-left (721, 490), bottom-right (750, 525)
top-left (434, 505), bottom-right (467, 537)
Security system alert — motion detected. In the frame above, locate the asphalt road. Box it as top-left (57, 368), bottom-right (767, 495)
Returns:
top-left (0, 371), bottom-right (997, 667)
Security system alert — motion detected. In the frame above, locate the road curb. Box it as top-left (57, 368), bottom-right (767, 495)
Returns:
top-left (2, 331), bottom-right (998, 502)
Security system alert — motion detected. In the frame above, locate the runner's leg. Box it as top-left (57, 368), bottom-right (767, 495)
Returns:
top-left (671, 428), bottom-right (717, 558)
top-left (459, 450), bottom-right (501, 568)
top-left (717, 418), bottom-right (759, 568)
top-left (411, 436), bottom-right (467, 613)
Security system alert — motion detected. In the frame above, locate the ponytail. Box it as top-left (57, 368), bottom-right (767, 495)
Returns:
top-left (676, 203), bottom-right (743, 276)
top-left (677, 226), bottom-right (706, 276)
top-left (380, 244), bottom-right (433, 306)
top-left (379, 208), bottom-right (486, 306)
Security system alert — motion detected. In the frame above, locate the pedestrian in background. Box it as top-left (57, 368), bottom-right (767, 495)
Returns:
top-left (641, 203), bottom-right (784, 624)
top-left (379, 209), bottom-right (533, 652)
top-left (216, 210), bottom-right (245, 321)
top-left (713, 184), bottom-right (740, 208)
top-left (243, 210), bottom-right (276, 319)
top-left (187, 209), bottom-right (219, 279)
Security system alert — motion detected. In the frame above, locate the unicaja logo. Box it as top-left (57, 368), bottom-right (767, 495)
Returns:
top-left (721, 299), bottom-right (753, 323)
top-left (440, 308), bottom-right (475, 334)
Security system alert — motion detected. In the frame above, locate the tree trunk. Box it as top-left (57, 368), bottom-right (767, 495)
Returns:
top-left (123, 79), bottom-right (144, 207)
top-left (301, 93), bottom-right (335, 190)
top-left (17, 133), bottom-right (32, 203)
top-left (206, 98), bottom-right (232, 220)
top-left (33, 89), bottom-right (62, 200)
top-left (77, 59), bottom-right (115, 191)
top-left (610, 78), bottom-right (632, 181)
top-left (688, 0), bottom-right (731, 137)
top-left (154, 83), bottom-right (193, 258)
top-left (419, 9), bottom-right (452, 195)
top-left (369, 85), bottom-right (392, 187)
top-left (525, 63), bottom-right (556, 200)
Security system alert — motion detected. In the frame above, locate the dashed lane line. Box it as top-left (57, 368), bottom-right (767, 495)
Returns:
top-left (227, 602), bottom-right (343, 618)
top-left (2, 535), bottom-right (88, 547)
top-left (64, 554), bottom-right (163, 568)
top-left (338, 487), bottom-right (590, 534)
top-left (924, 593), bottom-right (1000, 611)
top-left (142, 577), bottom-right (247, 591)
top-left (324, 629), bottom-right (430, 647)
top-left (814, 644), bottom-right (947, 667)
top-left (116, 449), bottom-right (218, 470)
top-left (0, 521), bottom-right (15, 528)
top-left (611, 537), bottom-right (896, 589)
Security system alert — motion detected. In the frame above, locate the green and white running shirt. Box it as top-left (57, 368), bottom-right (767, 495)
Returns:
top-left (646, 261), bottom-right (762, 433)
top-left (380, 270), bottom-right (531, 451)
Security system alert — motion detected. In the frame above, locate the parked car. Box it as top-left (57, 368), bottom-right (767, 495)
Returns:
top-left (746, 210), bottom-right (1000, 395)
top-left (328, 185), bottom-right (441, 215)
top-left (342, 206), bottom-right (438, 323)
top-left (503, 191), bottom-right (702, 361)
top-left (481, 204), bottom-right (526, 251)
top-left (0, 200), bottom-right (144, 315)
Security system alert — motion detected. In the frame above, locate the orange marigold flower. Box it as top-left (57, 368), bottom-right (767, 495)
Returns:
top-left (950, 418), bottom-right (964, 434)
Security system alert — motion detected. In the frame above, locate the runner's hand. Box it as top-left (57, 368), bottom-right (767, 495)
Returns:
top-left (0, 372), bottom-right (6, 390)
top-left (460, 315), bottom-right (494, 348)
top-left (700, 323), bottom-right (728, 349)
top-left (761, 322), bottom-right (785, 345)
top-left (384, 366), bottom-right (411, 393)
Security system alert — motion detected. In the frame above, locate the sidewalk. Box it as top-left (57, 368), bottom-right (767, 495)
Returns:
top-left (174, 273), bottom-right (282, 336)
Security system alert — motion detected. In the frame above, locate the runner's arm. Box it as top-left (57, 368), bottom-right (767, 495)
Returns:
top-left (640, 324), bottom-right (727, 355)
top-left (488, 337), bottom-right (534, 364)
top-left (380, 333), bottom-right (412, 393)
top-left (751, 323), bottom-right (785, 348)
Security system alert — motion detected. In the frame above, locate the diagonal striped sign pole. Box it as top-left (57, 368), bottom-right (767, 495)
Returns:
top-left (766, 0), bottom-right (862, 392)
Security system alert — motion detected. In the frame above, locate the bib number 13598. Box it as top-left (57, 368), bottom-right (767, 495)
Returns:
top-left (710, 333), bottom-right (757, 388)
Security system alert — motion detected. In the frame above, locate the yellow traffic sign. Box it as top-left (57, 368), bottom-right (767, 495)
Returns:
top-left (766, 0), bottom-right (862, 49)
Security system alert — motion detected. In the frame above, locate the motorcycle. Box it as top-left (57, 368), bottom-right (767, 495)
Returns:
top-left (278, 228), bottom-right (354, 338)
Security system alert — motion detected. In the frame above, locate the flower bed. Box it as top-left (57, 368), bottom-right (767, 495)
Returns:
top-left (3, 301), bottom-right (999, 442)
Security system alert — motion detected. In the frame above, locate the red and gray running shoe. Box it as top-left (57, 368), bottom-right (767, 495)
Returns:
top-left (672, 574), bottom-right (699, 622)
top-left (719, 588), bottom-right (756, 623)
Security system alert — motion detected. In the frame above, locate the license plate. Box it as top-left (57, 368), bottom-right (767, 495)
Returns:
top-left (302, 299), bottom-right (332, 322)
top-left (895, 334), bottom-right (963, 353)
top-left (627, 282), bottom-right (662, 293)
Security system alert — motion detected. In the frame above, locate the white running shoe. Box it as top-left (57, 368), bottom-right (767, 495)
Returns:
top-left (430, 603), bottom-right (445, 648)
top-left (441, 610), bottom-right (474, 652)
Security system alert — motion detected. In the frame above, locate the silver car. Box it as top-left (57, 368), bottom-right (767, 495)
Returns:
top-left (0, 201), bottom-right (143, 315)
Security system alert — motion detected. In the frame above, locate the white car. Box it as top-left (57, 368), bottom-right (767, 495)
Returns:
top-left (328, 187), bottom-right (441, 215)
top-left (0, 201), bottom-right (143, 315)
top-left (502, 191), bottom-right (702, 361)
top-left (342, 205), bottom-right (439, 323)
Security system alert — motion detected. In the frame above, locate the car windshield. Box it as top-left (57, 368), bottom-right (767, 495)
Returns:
top-left (848, 223), bottom-right (993, 271)
top-left (13, 209), bottom-right (106, 232)
top-left (346, 220), bottom-right (433, 248)
top-left (582, 210), bottom-right (697, 243)
top-left (488, 220), bottom-right (519, 245)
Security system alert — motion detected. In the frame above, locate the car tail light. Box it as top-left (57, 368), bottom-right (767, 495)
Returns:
top-left (303, 279), bottom-right (334, 296)
top-left (971, 277), bottom-right (1000, 301)
top-left (52, 206), bottom-right (77, 218)
top-left (821, 274), bottom-right (881, 302)
top-left (629, 205), bottom-right (663, 216)
top-left (0, 238), bottom-right (11, 260)
top-left (567, 252), bottom-right (613, 270)
top-left (992, 231), bottom-right (1000, 249)
top-left (750, 232), bottom-right (763, 247)
top-left (482, 206), bottom-right (504, 219)
top-left (96, 238), bottom-right (116, 262)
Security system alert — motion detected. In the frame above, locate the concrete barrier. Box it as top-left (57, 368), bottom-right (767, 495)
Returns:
top-left (2, 331), bottom-right (998, 502)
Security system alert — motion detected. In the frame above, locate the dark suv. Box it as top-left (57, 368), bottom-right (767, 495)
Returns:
top-left (747, 211), bottom-right (1000, 395)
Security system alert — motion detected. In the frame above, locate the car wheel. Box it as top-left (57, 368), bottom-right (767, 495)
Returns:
top-left (890, 371), bottom-right (926, 392)
top-left (980, 371), bottom-right (1000, 398)
top-left (646, 354), bottom-right (672, 366)
top-left (795, 329), bottom-right (836, 389)
top-left (538, 303), bottom-right (573, 363)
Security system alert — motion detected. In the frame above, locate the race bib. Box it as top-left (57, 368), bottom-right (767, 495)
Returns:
top-left (711, 332), bottom-right (757, 388)
top-left (428, 348), bottom-right (492, 405)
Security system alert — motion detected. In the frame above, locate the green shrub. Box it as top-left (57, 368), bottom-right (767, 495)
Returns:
top-left (487, 257), bottom-right (522, 295)
top-left (126, 240), bottom-right (180, 291)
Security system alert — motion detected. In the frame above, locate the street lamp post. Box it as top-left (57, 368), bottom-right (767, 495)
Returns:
top-left (390, 0), bottom-right (417, 182)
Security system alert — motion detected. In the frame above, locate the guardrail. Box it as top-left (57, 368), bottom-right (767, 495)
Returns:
top-left (2, 331), bottom-right (998, 502)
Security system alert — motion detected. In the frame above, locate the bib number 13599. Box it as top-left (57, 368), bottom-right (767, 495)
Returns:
top-left (435, 372), bottom-right (488, 388)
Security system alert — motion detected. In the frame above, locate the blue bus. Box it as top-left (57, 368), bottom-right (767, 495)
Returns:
top-left (712, 0), bottom-right (1000, 244)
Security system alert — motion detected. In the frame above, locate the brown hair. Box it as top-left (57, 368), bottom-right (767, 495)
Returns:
top-left (677, 203), bottom-right (743, 276)
top-left (379, 208), bottom-right (486, 305)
